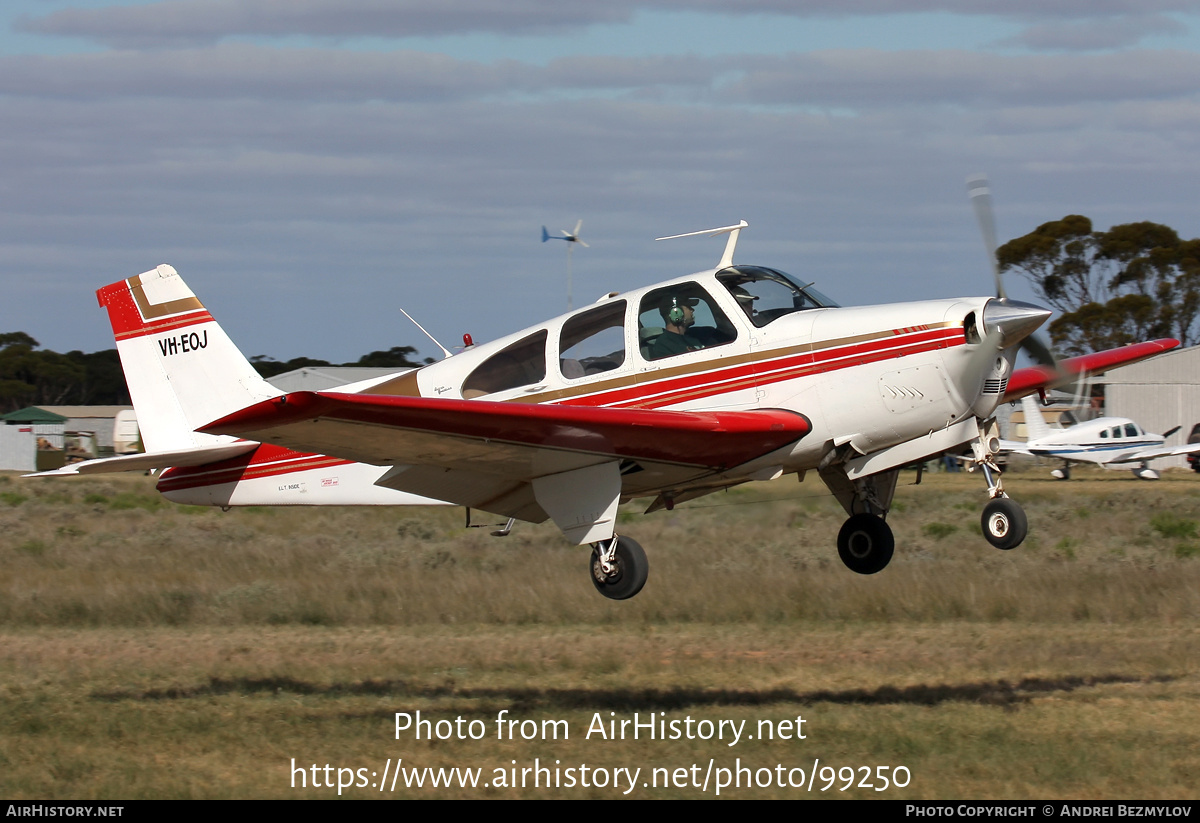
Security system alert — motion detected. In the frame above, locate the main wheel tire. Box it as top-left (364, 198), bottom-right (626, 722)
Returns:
top-left (836, 513), bottom-right (895, 575)
top-left (590, 536), bottom-right (649, 600)
top-left (981, 498), bottom-right (1028, 550)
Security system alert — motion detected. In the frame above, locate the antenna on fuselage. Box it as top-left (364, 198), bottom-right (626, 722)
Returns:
top-left (656, 220), bottom-right (749, 269)
top-left (397, 306), bottom-right (453, 360)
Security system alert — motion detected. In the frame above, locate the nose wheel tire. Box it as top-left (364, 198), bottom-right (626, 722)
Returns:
top-left (590, 536), bottom-right (649, 600)
top-left (981, 498), bottom-right (1027, 550)
top-left (836, 513), bottom-right (895, 575)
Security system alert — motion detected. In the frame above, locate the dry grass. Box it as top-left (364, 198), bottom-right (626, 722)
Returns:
top-left (1, 466), bottom-right (1199, 798)
top-left (3, 468), bottom-right (1200, 626)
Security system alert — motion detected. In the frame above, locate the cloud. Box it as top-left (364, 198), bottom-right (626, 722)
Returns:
top-left (17, 0), bottom-right (634, 48)
top-left (722, 49), bottom-right (1200, 108)
top-left (1004, 14), bottom-right (1188, 51)
top-left (3, 45), bottom-right (1199, 110)
top-left (0, 45), bottom-right (727, 103)
top-left (18, 0), bottom-right (1200, 49)
top-left (7, 4), bottom-right (1200, 361)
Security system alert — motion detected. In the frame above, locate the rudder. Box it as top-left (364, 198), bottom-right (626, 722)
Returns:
top-left (97, 264), bottom-right (281, 452)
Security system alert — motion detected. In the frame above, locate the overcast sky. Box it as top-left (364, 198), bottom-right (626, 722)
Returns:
top-left (5, 1), bottom-right (1200, 362)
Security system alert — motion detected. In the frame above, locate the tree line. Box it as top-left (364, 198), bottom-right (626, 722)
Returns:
top-left (0, 333), bottom-right (426, 414)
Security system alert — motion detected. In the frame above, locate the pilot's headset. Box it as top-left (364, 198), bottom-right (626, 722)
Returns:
top-left (667, 296), bottom-right (686, 326)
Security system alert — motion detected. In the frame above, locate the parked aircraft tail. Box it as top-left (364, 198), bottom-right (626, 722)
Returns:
top-left (96, 264), bottom-right (281, 453)
top-left (1019, 394), bottom-right (1052, 443)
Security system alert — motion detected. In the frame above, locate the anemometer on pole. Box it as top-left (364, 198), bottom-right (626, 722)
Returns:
top-left (542, 220), bottom-right (588, 310)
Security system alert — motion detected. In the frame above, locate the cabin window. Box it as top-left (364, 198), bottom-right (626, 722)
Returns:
top-left (1100, 429), bottom-right (1108, 438)
top-left (1110, 426), bottom-right (1123, 439)
top-left (638, 283), bottom-right (736, 361)
top-left (716, 266), bottom-right (838, 328)
top-left (559, 301), bottom-right (627, 379)
top-left (462, 330), bottom-right (548, 398)
top-left (1125, 423), bottom-right (1139, 438)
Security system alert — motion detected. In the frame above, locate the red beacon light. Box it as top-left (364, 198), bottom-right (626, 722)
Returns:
top-left (462, 333), bottom-right (474, 348)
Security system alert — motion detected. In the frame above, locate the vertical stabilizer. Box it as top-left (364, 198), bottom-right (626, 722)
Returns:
top-left (97, 265), bottom-right (281, 452)
top-left (1020, 394), bottom-right (1052, 444)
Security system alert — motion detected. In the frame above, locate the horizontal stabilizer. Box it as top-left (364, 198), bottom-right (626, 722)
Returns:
top-left (25, 442), bottom-right (260, 477)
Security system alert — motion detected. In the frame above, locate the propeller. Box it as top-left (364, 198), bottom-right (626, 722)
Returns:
top-left (967, 174), bottom-right (1056, 368)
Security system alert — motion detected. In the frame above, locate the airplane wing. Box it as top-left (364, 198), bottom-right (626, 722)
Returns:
top-left (1087, 442), bottom-right (1200, 465)
top-left (199, 391), bottom-right (811, 520)
top-left (1001, 442), bottom-right (1200, 465)
top-left (1002, 338), bottom-right (1179, 402)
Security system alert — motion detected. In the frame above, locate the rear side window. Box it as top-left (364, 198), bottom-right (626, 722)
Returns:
top-left (462, 331), bottom-right (548, 397)
top-left (559, 301), bottom-right (627, 379)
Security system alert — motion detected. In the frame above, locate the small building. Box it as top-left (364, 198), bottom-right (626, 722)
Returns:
top-left (0, 405), bottom-right (139, 471)
top-left (265, 366), bottom-right (406, 393)
top-left (1, 407), bottom-right (68, 472)
top-left (36, 405), bottom-right (134, 452)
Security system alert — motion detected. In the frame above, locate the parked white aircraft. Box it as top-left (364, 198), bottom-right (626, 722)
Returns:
top-left (29, 222), bottom-right (1178, 599)
top-left (1003, 394), bottom-right (1198, 480)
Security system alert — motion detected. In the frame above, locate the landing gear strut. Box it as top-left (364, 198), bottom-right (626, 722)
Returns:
top-left (590, 535), bottom-right (648, 600)
top-left (968, 418), bottom-right (1028, 550)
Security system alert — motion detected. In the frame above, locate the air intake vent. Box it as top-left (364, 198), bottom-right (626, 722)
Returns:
top-left (983, 377), bottom-right (1008, 395)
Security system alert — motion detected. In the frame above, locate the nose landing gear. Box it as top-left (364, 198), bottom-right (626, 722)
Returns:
top-left (968, 418), bottom-right (1028, 550)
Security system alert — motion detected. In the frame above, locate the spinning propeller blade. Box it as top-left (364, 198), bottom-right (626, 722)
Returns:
top-left (968, 174), bottom-right (1056, 368)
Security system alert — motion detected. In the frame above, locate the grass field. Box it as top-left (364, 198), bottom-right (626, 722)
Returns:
top-left (1, 466), bottom-right (1198, 798)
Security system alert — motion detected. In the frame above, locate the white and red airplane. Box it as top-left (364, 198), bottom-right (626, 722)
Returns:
top-left (31, 221), bottom-right (1177, 599)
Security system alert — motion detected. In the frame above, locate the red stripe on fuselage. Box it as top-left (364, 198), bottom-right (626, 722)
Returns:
top-left (559, 326), bottom-right (962, 409)
top-left (156, 444), bottom-right (354, 493)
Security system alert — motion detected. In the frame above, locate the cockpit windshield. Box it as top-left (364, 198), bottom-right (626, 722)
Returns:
top-left (716, 266), bottom-right (839, 328)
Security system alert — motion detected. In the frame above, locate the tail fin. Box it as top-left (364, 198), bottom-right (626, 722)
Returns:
top-left (97, 264), bottom-right (281, 453)
top-left (1019, 394), bottom-right (1052, 443)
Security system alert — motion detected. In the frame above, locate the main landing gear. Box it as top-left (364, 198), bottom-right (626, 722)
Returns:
top-left (818, 463), bottom-right (901, 575)
top-left (837, 513), bottom-right (894, 575)
top-left (589, 535), bottom-right (649, 600)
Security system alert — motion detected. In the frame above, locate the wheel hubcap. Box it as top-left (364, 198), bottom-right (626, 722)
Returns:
top-left (989, 513), bottom-right (1009, 537)
top-left (848, 531), bottom-right (872, 558)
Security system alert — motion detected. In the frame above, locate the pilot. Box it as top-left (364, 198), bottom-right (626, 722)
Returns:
top-left (649, 294), bottom-right (705, 359)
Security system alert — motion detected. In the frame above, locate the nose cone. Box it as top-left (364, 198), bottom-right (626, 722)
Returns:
top-left (982, 299), bottom-right (1051, 348)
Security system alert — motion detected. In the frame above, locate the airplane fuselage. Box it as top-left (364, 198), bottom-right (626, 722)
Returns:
top-left (159, 265), bottom-right (1006, 509)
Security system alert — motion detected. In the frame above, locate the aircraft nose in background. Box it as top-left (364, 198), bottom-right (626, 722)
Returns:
top-left (981, 299), bottom-right (1052, 348)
